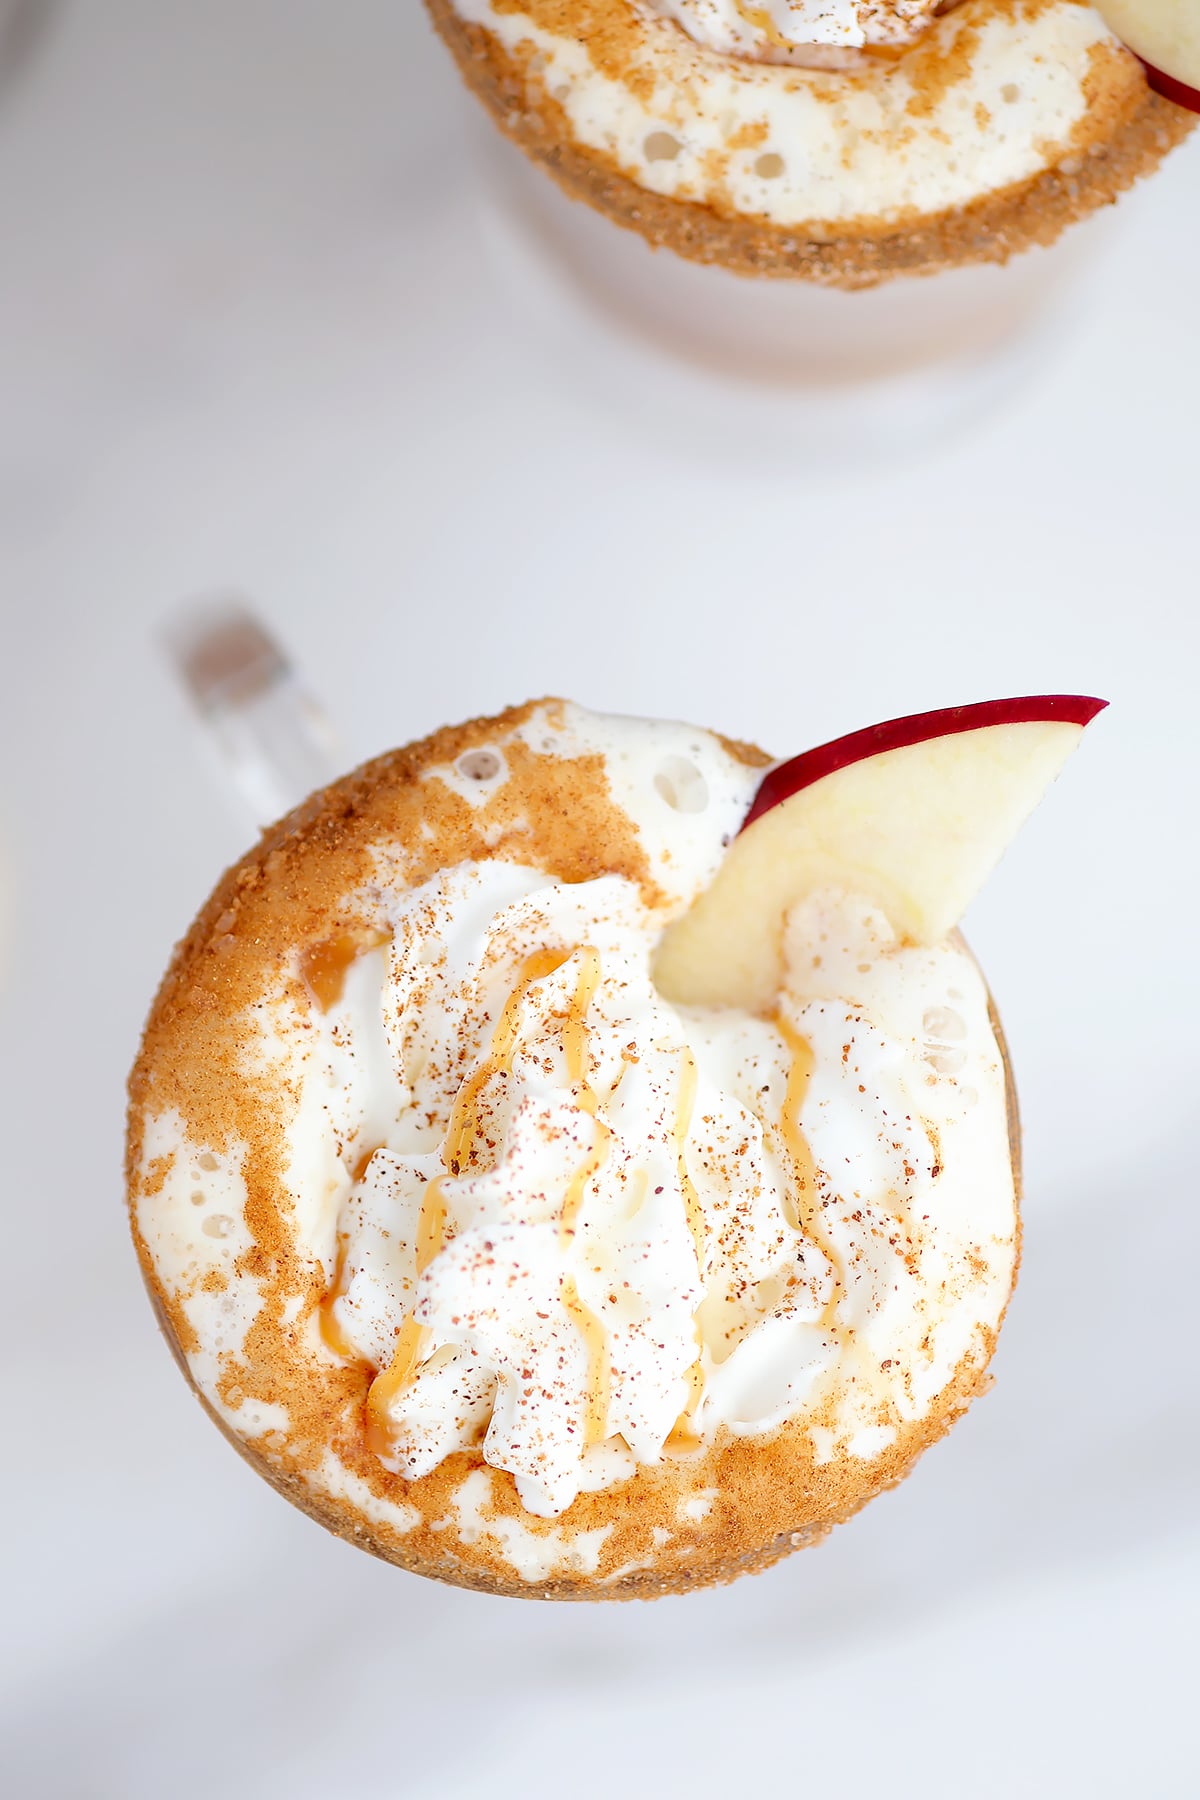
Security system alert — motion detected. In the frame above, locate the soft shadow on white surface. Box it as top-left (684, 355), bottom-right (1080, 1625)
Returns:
top-left (415, 1536), bottom-right (1200, 1800)
top-left (3, 1128), bottom-right (1195, 1798)
top-left (474, 122), bottom-right (1126, 472)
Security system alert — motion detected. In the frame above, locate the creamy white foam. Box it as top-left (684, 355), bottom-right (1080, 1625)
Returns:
top-left (132, 1112), bottom-right (292, 1441)
top-left (653, 0), bottom-right (940, 57)
top-left (136, 704), bottom-right (1017, 1539)
top-left (448, 0), bottom-right (1118, 226)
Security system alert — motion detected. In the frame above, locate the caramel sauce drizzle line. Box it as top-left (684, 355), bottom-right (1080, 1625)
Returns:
top-left (365, 944), bottom-right (619, 1445)
top-left (559, 1131), bottom-right (610, 1245)
top-left (442, 1067), bottom-right (491, 1178)
top-left (363, 1171), bottom-right (451, 1450)
top-left (665, 1054), bottom-right (708, 1451)
top-left (562, 1275), bottom-right (610, 1448)
top-left (318, 1234), bottom-right (357, 1361)
top-left (732, 0), bottom-right (914, 63)
top-left (555, 947), bottom-right (613, 1445)
top-left (558, 948), bottom-right (611, 1245)
top-left (440, 945), bottom-right (579, 1185)
top-left (560, 947), bottom-right (601, 1095)
top-left (776, 1016), bottom-right (846, 1330)
top-left (734, 1), bottom-right (798, 54)
top-left (675, 1050), bottom-right (708, 1274)
top-left (301, 928), bottom-right (390, 1013)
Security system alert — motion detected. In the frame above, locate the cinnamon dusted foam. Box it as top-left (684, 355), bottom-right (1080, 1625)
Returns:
top-left (128, 701), bottom-right (1019, 1597)
top-left (425, 0), bottom-right (1194, 287)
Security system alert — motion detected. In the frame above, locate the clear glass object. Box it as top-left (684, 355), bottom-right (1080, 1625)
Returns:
top-left (0, 0), bottom-right (57, 102)
top-left (472, 119), bottom-right (1123, 461)
top-left (164, 598), bottom-right (345, 830)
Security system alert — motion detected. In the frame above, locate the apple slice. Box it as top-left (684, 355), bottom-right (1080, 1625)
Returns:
top-left (1096, 0), bottom-right (1200, 110)
top-left (653, 695), bottom-right (1106, 1013)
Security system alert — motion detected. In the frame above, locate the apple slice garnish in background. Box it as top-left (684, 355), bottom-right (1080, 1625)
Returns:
top-left (1096, 0), bottom-right (1200, 110)
top-left (653, 695), bottom-right (1107, 1014)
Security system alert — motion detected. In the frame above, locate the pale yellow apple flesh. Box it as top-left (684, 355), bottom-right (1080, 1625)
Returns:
top-left (1097, 0), bottom-right (1200, 94)
top-left (654, 715), bottom-right (1094, 1014)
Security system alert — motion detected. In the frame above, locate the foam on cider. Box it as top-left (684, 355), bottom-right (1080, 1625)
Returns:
top-left (364, 943), bottom-right (614, 1453)
top-left (128, 701), bottom-right (1020, 1593)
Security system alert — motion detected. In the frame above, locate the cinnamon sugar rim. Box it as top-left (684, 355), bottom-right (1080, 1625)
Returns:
top-left (128, 702), bottom-right (1021, 1597)
top-left (425, 0), bottom-right (1193, 286)
top-left (142, 1280), bottom-right (1010, 1599)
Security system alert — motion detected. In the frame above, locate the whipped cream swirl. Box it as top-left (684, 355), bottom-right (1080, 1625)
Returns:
top-left (650, 0), bottom-right (943, 57)
top-left (334, 865), bottom-right (714, 1515)
top-left (132, 703), bottom-right (1017, 1547)
top-left (317, 856), bottom-right (1010, 1517)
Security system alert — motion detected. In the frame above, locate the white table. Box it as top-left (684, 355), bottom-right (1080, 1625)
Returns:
top-left (1, 4), bottom-right (1197, 1794)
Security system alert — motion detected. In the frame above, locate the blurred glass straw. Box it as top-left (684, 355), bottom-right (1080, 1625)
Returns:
top-left (164, 597), bottom-right (345, 830)
top-left (0, 1), bottom-right (57, 102)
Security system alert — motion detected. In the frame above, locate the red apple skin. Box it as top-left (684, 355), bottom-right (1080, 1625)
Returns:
top-left (742, 695), bottom-right (1109, 834)
top-left (1139, 58), bottom-right (1200, 112)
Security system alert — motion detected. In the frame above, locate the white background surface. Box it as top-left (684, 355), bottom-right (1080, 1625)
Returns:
top-left (1, 3), bottom-right (1198, 1795)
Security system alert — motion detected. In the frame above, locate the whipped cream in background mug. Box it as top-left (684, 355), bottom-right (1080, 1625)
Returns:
top-left (435, 0), bottom-right (1176, 435)
top-left (653, 0), bottom-right (944, 58)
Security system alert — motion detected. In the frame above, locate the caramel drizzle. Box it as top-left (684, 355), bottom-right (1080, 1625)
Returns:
top-left (350, 1143), bottom-right (379, 1184)
top-left (356, 949), bottom-right (571, 1380)
top-left (668, 1027), bottom-right (843, 1453)
top-left (776, 1016), bottom-right (845, 1326)
top-left (733, 0), bottom-right (798, 53)
top-left (415, 1173), bottom-right (449, 1275)
top-left (494, 946), bottom-right (574, 1062)
top-left (664, 1055), bottom-right (708, 1451)
top-left (675, 1050), bottom-right (707, 1274)
top-left (557, 949), bottom-right (612, 1245)
top-left (301, 927), bottom-right (390, 1013)
top-left (317, 1233), bottom-right (357, 1361)
top-left (442, 1067), bottom-right (492, 1178)
top-left (665, 1022), bottom-right (847, 1455)
top-left (559, 1129), bottom-right (610, 1245)
top-left (318, 1141), bottom-right (381, 1358)
top-left (561, 947), bottom-right (601, 1089)
top-left (731, 0), bottom-right (916, 60)
top-left (364, 1319), bottom-right (423, 1456)
top-left (553, 947), bottom-right (614, 1444)
top-left (365, 1172), bottom-right (448, 1451)
top-left (438, 945), bottom-right (579, 1181)
top-left (562, 1275), bottom-right (610, 1447)
top-left (365, 944), bottom-right (617, 1446)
